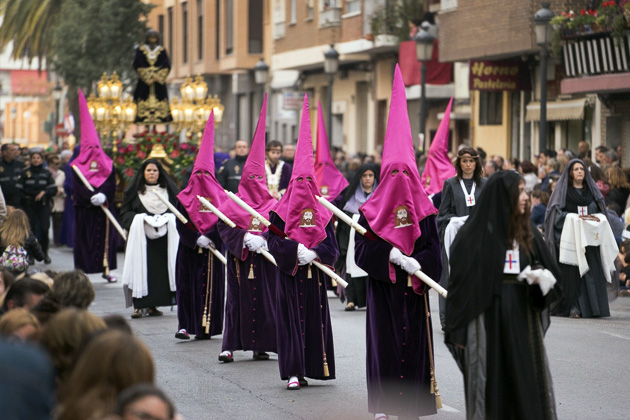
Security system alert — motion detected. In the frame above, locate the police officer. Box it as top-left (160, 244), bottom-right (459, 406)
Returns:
top-left (217, 139), bottom-right (249, 193)
top-left (0, 143), bottom-right (25, 208)
top-left (16, 151), bottom-right (57, 264)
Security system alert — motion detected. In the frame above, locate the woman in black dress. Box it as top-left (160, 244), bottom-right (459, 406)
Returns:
top-left (120, 159), bottom-right (179, 319)
top-left (446, 171), bottom-right (561, 420)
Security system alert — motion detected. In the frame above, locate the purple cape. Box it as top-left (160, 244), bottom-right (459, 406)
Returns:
top-left (267, 213), bottom-right (339, 380)
top-left (218, 221), bottom-right (277, 353)
top-left (175, 202), bottom-right (225, 337)
top-left (354, 214), bottom-right (442, 417)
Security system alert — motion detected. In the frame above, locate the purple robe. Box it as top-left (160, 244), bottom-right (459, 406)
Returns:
top-left (268, 162), bottom-right (292, 194)
top-left (72, 170), bottom-right (118, 273)
top-left (267, 214), bottom-right (338, 380)
top-left (218, 221), bottom-right (277, 353)
top-left (175, 202), bottom-right (225, 337)
top-left (355, 214), bottom-right (442, 418)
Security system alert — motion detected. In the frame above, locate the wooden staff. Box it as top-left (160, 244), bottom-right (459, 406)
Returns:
top-left (152, 189), bottom-right (188, 224)
top-left (197, 195), bottom-right (277, 266)
top-left (72, 165), bottom-right (127, 241)
top-left (315, 195), bottom-right (447, 298)
top-left (102, 215), bottom-right (110, 276)
top-left (224, 190), bottom-right (348, 288)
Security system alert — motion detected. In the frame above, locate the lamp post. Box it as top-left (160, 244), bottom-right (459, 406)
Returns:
top-left (323, 44), bottom-right (339, 148)
top-left (52, 81), bottom-right (63, 148)
top-left (534, 2), bottom-right (554, 156)
top-left (415, 23), bottom-right (435, 151)
top-left (10, 107), bottom-right (16, 142)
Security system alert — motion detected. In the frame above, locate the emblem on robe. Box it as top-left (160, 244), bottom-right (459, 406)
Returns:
top-left (299, 208), bottom-right (316, 228)
top-left (199, 197), bottom-right (212, 212)
top-left (0, 167), bottom-right (4, 173)
top-left (234, 165), bottom-right (240, 174)
top-left (424, 176), bottom-right (431, 188)
top-left (394, 205), bottom-right (413, 228)
top-left (89, 160), bottom-right (99, 172)
top-left (247, 216), bottom-right (263, 232)
top-left (320, 185), bottom-right (329, 197)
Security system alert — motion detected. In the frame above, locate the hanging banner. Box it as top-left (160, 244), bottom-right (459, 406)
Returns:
top-left (469, 60), bottom-right (531, 91)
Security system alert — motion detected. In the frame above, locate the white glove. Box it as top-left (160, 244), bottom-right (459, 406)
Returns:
top-left (244, 233), bottom-right (267, 253)
top-left (297, 243), bottom-right (318, 266)
top-left (389, 247), bottom-right (405, 266)
top-left (400, 255), bottom-right (421, 275)
top-left (196, 235), bottom-right (214, 249)
top-left (90, 193), bottom-right (107, 206)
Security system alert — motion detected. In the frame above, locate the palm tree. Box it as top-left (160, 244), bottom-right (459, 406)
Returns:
top-left (0, 0), bottom-right (64, 67)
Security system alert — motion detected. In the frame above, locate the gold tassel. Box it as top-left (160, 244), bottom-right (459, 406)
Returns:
top-left (205, 319), bottom-right (210, 334)
top-left (430, 373), bottom-right (435, 394)
top-left (407, 274), bottom-right (412, 287)
top-left (307, 264), bottom-right (312, 279)
top-left (248, 263), bottom-right (255, 279)
top-left (331, 278), bottom-right (337, 287)
top-left (323, 357), bottom-right (330, 377)
top-left (202, 307), bottom-right (207, 327)
top-left (435, 393), bottom-right (443, 409)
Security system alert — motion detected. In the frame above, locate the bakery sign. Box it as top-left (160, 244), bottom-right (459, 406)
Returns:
top-left (469, 60), bottom-right (530, 91)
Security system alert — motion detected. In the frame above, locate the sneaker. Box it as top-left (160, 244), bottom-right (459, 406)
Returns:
top-left (218, 351), bottom-right (233, 363)
top-left (102, 273), bottom-right (117, 283)
top-left (175, 329), bottom-right (190, 340)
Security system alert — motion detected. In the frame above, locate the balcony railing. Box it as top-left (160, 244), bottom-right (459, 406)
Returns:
top-left (562, 32), bottom-right (630, 78)
top-left (319, 7), bottom-right (342, 28)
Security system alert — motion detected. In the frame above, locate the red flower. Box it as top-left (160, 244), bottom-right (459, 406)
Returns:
top-left (116, 156), bottom-right (125, 165)
top-left (169, 149), bottom-right (180, 159)
top-left (125, 167), bottom-right (135, 177)
top-left (581, 9), bottom-right (586, 15)
top-left (181, 143), bottom-right (189, 150)
top-left (137, 150), bottom-right (147, 159)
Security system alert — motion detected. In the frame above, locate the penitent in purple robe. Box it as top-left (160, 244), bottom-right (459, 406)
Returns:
top-left (217, 221), bottom-right (277, 353)
top-left (355, 214), bottom-right (442, 418)
top-left (266, 213), bottom-right (338, 381)
top-left (72, 170), bottom-right (118, 273)
top-left (175, 202), bottom-right (225, 337)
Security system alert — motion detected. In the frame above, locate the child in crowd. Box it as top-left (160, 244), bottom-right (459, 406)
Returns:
top-left (0, 209), bottom-right (46, 274)
top-left (530, 189), bottom-right (548, 229)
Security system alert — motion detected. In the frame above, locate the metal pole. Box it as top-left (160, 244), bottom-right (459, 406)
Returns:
top-left (419, 61), bottom-right (428, 150)
top-left (327, 73), bottom-right (334, 148)
top-left (539, 46), bottom-right (548, 155)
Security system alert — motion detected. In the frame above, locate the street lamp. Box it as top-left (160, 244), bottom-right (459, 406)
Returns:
top-left (323, 44), bottom-right (339, 148)
top-left (534, 2), bottom-right (554, 156)
top-left (52, 81), bottom-right (63, 147)
top-left (415, 22), bottom-right (435, 150)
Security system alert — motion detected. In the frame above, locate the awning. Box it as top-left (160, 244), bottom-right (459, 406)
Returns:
top-left (525, 98), bottom-right (588, 122)
top-left (438, 105), bottom-right (471, 120)
top-left (270, 70), bottom-right (300, 90)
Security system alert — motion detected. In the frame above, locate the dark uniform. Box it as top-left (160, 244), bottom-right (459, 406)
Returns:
top-left (16, 165), bottom-right (57, 257)
top-left (216, 155), bottom-right (247, 193)
top-left (0, 158), bottom-right (25, 207)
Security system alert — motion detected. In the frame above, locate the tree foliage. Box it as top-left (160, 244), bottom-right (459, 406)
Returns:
top-left (51, 0), bottom-right (152, 93)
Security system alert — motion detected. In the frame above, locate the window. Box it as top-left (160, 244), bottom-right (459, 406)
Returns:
top-left (167, 7), bottom-right (173, 54)
top-left (273, 0), bottom-right (286, 39)
top-left (226, 0), bottom-right (234, 55)
top-left (290, 0), bottom-right (297, 24)
top-left (182, 2), bottom-right (188, 63)
top-left (346, 0), bottom-right (360, 14)
top-left (479, 91), bottom-right (503, 126)
top-left (249, 0), bottom-right (263, 53)
top-left (197, 0), bottom-right (203, 60)
top-left (306, 0), bottom-right (314, 20)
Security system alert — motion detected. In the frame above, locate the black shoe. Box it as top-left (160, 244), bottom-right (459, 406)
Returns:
top-left (43, 256), bottom-right (51, 265)
top-left (27, 256), bottom-right (35, 265)
top-left (147, 307), bottom-right (163, 316)
top-left (253, 351), bottom-right (270, 360)
top-left (102, 273), bottom-right (117, 283)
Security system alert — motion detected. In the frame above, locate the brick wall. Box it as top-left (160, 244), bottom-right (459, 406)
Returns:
top-left (438, 0), bottom-right (584, 62)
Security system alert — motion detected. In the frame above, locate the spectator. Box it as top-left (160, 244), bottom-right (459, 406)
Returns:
top-left (50, 270), bottom-right (95, 309)
top-left (588, 163), bottom-right (610, 198)
top-left (601, 149), bottom-right (619, 169)
top-left (618, 240), bottom-right (630, 297)
top-left (281, 143), bottom-right (296, 165)
top-left (530, 189), bottom-right (548, 229)
top-left (114, 383), bottom-right (176, 420)
top-left (0, 143), bottom-right (25, 208)
top-left (40, 308), bottom-right (107, 388)
top-left (520, 160), bottom-right (539, 193)
top-left (0, 209), bottom-right (46, 274)
top-left (57, 329), bottom-right (155, 420)
top-left (503, 157), bottom-right (520, 171)
top-left (492, 154), bottom-right (505, 170)
top-left (265, 140), bottom-right (292, 200)
top-left (484, 159), bottom-right (498, 177)
top-left (595, 145), bottom-right (608, 165)
top-left (605, 166), bottom-right (630, 212)
top-left (217, 140), bottom-right (249, 193)
top-left (577, 140), bottom-right (591, 160)
top-left (46, 153), bottom-right (65, 247)
top-left (102, 314), bottom-right (133, 334)
top-left (0, 307), bottom-right (41, 342)
top-left (0, 276), bottom-right (49, 315)
top-left (0, 187), bottom-right (6, 226)
top-left (540, 158), bottom-right (561, 192)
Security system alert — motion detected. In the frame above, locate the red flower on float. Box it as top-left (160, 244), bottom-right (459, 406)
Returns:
top-left (169, 149), bottom-right (180, 159)
top-left (181, 143), bottom-right (189, 150)
top-left (125, 167), bottom-right (135, 177)
top-left (137, 150), bottom-right (147, 159)
top-left (116, 156), bottom-right (125, 165)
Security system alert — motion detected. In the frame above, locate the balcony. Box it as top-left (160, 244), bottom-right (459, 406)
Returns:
top-left (319, 7), bottom-right (342, 29)
top-left (562, 32), bottom-right (630, 77)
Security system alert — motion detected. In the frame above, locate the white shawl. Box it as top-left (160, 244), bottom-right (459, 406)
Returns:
top-left (121, 213), bottom-right (179, 299)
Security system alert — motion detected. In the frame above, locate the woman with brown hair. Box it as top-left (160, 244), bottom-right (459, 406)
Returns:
top-left (57, 329), bottom-right (155, 420)
top-left (0, 307), bottom-right (41, 341)
top-left (605, 166), bottom-right (630, 212)
top-left (0, 209), bottom-right (46, 273)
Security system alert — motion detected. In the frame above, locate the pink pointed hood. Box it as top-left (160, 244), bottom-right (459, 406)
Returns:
top-left (177, 112), bottom-right (227, 233)
top-left (359, 64), bottom-right (437, 256)
top-left (73, 89), bottom-right (113, 188)
top-left (218, 94), bottom-right (275, 233)
top-left (421, 97), bottom-right (456, 194)
top-left (314, 101), bottom-right (349, 199)
top-left (271, 94), bottom-right (332, 248)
